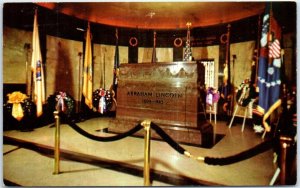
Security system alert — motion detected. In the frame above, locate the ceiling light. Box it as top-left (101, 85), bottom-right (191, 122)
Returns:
top-left (76, 27), bottom-right (85, 31)
top-left (146, 11), bottom-right (155, 18)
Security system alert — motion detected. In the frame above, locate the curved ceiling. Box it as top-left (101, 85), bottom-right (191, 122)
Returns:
top-left (37, 2), bottom-right (266, 29)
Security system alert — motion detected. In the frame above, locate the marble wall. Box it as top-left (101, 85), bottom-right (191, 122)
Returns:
top-left (230, 41), bottom-right (256, 87)
top-left (1, 26), bottom-right (254, 101)
top-left (93, 44), bottom-right (128, 91)
top-left (46, 40), bottom-right (129, 100)
top-left (3, 26), bottom-right (295, 118)
top-left (3, 27), bottom-right (32, 90)
top-left (138, 47), bottom-right (173, 63)
top-left (46, 35), bottom-right (82, 101)
top-left (192, 45), bottom-right (220, 88)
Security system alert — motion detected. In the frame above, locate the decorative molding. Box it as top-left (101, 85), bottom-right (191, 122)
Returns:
top-left (119, 63), bottom-right (197, 81)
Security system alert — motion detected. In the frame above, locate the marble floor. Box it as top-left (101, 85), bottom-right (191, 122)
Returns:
top-left (3, 116), bottom-right (279, 186)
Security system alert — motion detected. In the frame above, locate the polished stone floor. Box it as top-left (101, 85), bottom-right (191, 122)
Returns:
top-left (3, 116), bottom-right (279, 186)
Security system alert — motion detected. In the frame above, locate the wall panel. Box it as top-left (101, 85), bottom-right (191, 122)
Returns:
top-left (46, 35), bottom-right (82, 101)
top-left (94, 44), bottom-right (128, 90)
top-left (3, 27), bottom-right (32, 86)
top-left (230, 41), bottom-right (255, 87)
top-left (192, 45), bottom-right (219, 88)
top-left (3, 26), bottom-right (294, 120)
top-left (138, 47), bottom-right (173, 63)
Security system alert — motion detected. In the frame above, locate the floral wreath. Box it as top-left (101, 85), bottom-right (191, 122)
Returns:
top-left (93, 88), bottom-right (114, 114)
top-left (6, 91), bottom-right (30, 121)
top-left (174, 37), bottom-right (183, 47)
top-left (220, 33), bottom-right (228, 44)
top-left (54, 91), bottom-right (75, 117)
top-left (129, 37), bottom-right (138, 47)
top-left (236, 80), bottom-right (256, 107)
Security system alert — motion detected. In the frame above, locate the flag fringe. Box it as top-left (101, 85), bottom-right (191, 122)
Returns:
top-left (262, 99), bottom-right (281, 132)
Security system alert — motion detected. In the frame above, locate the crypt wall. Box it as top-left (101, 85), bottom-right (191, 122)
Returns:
top-left (3, 25), bottom-right (295, 117)
top-left (230, 41), bottom-right (256, 87)
top-left (46, 35), bottom-right (82, 101)
top-left (93, 44), bottom-right (128, 91)
top-left (3, 26), bottom-right (32, 85)
top-left (192, 45), bottom-right (220, 88)
top-left (1, 26), bottom-right (259, 100)
top-left (138, 47), bottom-right (173, 63)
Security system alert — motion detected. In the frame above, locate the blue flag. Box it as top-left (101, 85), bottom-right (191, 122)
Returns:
top-left (254, 4), bottom-right (282, 132)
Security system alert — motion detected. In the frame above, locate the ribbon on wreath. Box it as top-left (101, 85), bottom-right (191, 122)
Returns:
top-left (7, 91), bottom-right (29, 121)
top-left (98, 89), bottom-right (107, 114)
top-left (206, 87), bottom-right (220, 106)
top-left (55, 91), bottom-right (67, 112)
top-left (235, 79), bottom-right (256, 107)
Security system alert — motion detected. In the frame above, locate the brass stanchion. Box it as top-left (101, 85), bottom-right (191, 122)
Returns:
top-left (53, 111), bottom-right (61, 174)
top-left (279, 136), bottom-right (293, 185)
top-left (141, 120), bottom-right (151, 186)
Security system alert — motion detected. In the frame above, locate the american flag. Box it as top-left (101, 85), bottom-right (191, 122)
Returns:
top-left (255, 3), bottom-right (282, 132)
top-left (269, 38), bottom-right (281, 59)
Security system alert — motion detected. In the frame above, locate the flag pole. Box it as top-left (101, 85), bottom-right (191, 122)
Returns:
top-left (268, 3), bottom-right (273, 65)
top-left (112, 28), bottom-right (119, 95)
top-left (24, 43), bottom-right (31, 96)
top-left (104, 53), bottom-right (106, 89)
top-left (225, 24), bottom-right (233, 117)
top-left (77, 52), bottom-right (83, 114)
top-left (151, 31), bottom-right (157, 63)
top-left (99, 51), bottom-right (102, 88)
top-left (254, 15), bottom-right (261, 88)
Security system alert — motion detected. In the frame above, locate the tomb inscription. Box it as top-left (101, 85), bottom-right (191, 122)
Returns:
top-left (110, 62), bottom-right (213, 146)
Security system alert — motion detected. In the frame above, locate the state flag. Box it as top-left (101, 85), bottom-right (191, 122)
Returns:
top-left (82, 23), bottom-right (93, 109)
top-left (31, 10), bottom-right (45, 117)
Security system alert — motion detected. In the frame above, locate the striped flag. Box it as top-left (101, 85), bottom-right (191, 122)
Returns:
top-left (31, 10), bottom-right (45, 117)
top-left (82, 23), bottom-right (93, 109)
top-left (269, 39), bottom-right (280, 58)
top-left (254, 4), bottom-right (282, 132)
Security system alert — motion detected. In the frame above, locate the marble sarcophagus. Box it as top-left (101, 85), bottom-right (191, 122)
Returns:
top-left (109, 62), bottom-right (213, 146)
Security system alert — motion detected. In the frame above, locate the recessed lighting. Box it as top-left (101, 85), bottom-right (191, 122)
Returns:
top-left (76, 27), bottom-right (85, 31)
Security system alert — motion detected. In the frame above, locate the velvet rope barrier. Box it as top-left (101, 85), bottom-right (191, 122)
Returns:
top-left (150, 122), bottom-right (273, 166)
top-left (61, 113), bottom-right (273, 165)
top-left (203, 139), bottom-right (273, 165)
top-left (150, 122), bottom-right (187, 154)
top-left (60, 112), bottom-right (143, 142)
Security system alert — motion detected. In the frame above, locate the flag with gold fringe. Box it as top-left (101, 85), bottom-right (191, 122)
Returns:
top-left (254, 3), bottom-right (282, 132)
top-left (82, 23), bottom-right (93, 109)
top-left (31, 9), bottom-right (45, 117)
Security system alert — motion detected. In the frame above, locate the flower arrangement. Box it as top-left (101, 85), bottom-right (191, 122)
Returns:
top-left (7, 91), bottom-right (29, 104)
top-left (206, 87), bottom-right (220, 106)
top-left (6, 91), bottom-right (29, 121)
